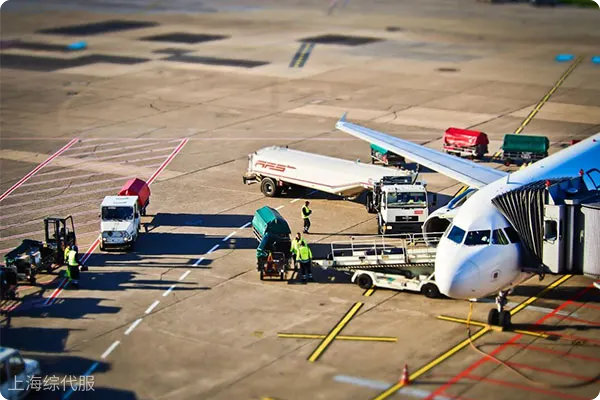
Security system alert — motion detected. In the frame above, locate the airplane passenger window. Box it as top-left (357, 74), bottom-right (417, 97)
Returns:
top-left (447, 225), bottom-right (466, 244)
top-left (504, 226), bottom-right (521, 243)
top-left (464, 230), bottom-right (491, 246)
top-left (492, 229), bottom-right (509, 245)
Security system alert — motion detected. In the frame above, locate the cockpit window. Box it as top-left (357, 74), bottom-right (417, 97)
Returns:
top-left (504, 226), bottom-right (521, 243)
top-left (492, 229), bottom-right (509, 245)
top-left (464, 230), bottom-right (491, 246)
top-left (447, 225), bottom-right (466, 244)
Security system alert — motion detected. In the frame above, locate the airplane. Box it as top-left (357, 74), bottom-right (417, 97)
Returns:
top-left (336, 113), bottom-right (600, 327)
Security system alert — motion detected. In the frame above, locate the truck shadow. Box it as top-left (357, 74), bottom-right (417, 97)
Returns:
top-left (145, 213), bottom-right (253, 229)
top-left (0, 326), bottom-right (75, 353)
top-left (512, 285), bottom-right (600, 303)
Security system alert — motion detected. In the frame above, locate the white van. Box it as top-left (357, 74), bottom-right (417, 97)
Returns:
top-left (0, 347), bottom-right (41, 399)
top-left (100, 196), bottom-right (141, 251)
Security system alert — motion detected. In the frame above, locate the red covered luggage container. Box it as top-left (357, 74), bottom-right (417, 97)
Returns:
top-left (119, 178), bottom-right (150, 215)
top-left (443, 128), bottom-right (489, 159)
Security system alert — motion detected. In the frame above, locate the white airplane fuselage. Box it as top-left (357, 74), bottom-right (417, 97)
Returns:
top-left (435, 134), bottom-right (600, 300)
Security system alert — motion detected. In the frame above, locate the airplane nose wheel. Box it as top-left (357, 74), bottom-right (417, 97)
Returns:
top-left (488, 290), bottom-right (511, 328)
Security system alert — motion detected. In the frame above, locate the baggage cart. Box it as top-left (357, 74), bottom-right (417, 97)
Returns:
top-left (501, 133), bottom-right (549, 166)
top-left (443, 128), bottom-right (489, 159)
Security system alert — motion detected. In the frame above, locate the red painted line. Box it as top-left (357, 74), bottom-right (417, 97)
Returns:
top-left (0, 138), bottom-right (79, 202)
top-left (43, 278), bottom-right (68, 306)
top-left (464, 374), bottom-right (588, 400)
top-left (502, 343), bottom-right (600, 363)
top-left (504, 362), bottom-right (594, 381)
top-left (147, 139), bottom-right (188, 185)
top-left (550, 314), bottom-right (600, 326)
top-left (532, 330), bottom-right (600, 345)
top-left (424, 284), bottom-right (594, 400)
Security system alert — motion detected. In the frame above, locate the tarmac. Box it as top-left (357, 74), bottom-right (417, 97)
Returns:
top-left (1, 0), bottom-right (599, 399)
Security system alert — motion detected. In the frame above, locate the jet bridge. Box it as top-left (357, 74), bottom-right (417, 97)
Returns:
top-left (491, 169), bottom-right (600, 277)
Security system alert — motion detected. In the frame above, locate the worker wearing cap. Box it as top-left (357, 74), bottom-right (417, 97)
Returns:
top-left (290, 232), bottom-right (306, 269)
top-left (297, 242), bottom-right (313, 282)
top-left (302, 201), bottom-right (312, 234)
top-left (65, 245), bottom-right (80, 288)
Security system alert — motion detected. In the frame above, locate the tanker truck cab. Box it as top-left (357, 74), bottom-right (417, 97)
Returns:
top-left (366, 176), bottom-right (430, 234)
top-left (100, 196), bottom-right (141, 251)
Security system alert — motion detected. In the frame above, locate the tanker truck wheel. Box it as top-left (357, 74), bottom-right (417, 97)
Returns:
top-left (260, 178), bottom-right (278, 197)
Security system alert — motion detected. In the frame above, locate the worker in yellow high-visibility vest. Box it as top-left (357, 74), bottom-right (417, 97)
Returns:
top-left (297, 242), bottom-right (313, 282)
top-left (302, 201), bottom-right (312, 234)
top-left (290, 232), bottom-right (306, 269)
top-left (65, 246), bottom-right (80, 288)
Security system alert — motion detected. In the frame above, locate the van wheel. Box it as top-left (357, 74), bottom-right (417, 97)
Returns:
top-left (260, 178), bottom-right (277, 197)
top-left (421, 283), bottom-right (440, 298)
top-left (357, 274), bottom-right (373, 289)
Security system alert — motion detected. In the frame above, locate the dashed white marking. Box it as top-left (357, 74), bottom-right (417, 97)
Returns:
top-left (239, 222), bottom-right (251, 229)
top-left (290, 198), bottom-right (300, 203)
top-left (124, 318), bottom-right (143, 335)
top-left (275, 205), bottom-right (284, 210)
top-left (193, 257), bottom-right (205, 266)
top-left (163, 284), bottom-right (176, 297)
top-left (207, 244), bottom-right (220, 254)
top-left (222, 231), bottom-right (236, 242)
top-left (179, 270), bottom-right (191, 281)
top-left (101, 341), bottom-right (120, 359)
top-left (145, 300), bottom-right (160, 314)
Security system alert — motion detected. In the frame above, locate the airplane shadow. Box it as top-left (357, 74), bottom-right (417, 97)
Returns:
top-left (512, 285), bottom-right (600, 303)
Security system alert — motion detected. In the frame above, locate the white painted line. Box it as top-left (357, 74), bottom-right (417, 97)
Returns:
top-left (222, 231), bottom-right (236, 242)
top-left (0, 208), bottom-right (97, 231)
top-left (207, 244), bottom-right (220, 254)
top-left (179, 270), bottom-right (191, 281)
top-left (275, 205), bottom-right (284, 210)
top-left (163, 284), bottom-right (176, 297)
top-left (101, 341), bottom-right (120, 359)
top-left (4, 176), bottom-right (127, 199)
top-left (0, 220), bottom-right (98, 243)
top-left (124, 318), bottom-right (143, 335)
top-left (0, 138), bottom-right (79, 202)
top-left (0, 185), bottom-right (122, 210)
top-left (239, 222), bottom-right (251, 229)
top-left (43, 279), bottom-right (68, 306)
top-left (290, 198), bottom-right (300, 203)
top-left (73, 146), bottom-right (173, 163)
top-left (22, 171), bottom-right (101, 187)
top-left (193, 257), bottom-right (205, 266)
top-left (334, 375), bottom-right (452, 400)
top-left (145, 300), bottom-right (160, 314)
top-left (0, 198), bottom-right (98, 221)
top-left (67, 141), bottom-right (165, 158)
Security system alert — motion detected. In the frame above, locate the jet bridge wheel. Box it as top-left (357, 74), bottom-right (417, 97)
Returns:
top-left (357, 274), bottom-right (373, 290)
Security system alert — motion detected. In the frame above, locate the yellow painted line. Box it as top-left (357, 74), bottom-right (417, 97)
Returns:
top-left (493, 56), bottom-right (584, 158)
top-left (278, 333), bottom-right (397, 342)
top-left (372, 326), bottom-right (491, 400)
top-left (372, 275), bottom-right (573, 399)
top-left (308, 302), bottom-right (364, 362)
top-left (437, 315), bottom-right (550, 339)
top-left (363, 288), bottom-right (375, 297)
top-left (509, 274), bottom-right (572, 316)
top-left (294, 44), bottom-right (309, 68)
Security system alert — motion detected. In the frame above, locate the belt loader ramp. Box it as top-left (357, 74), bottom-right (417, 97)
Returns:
top-left (312, 233), bottom-right (445, 298)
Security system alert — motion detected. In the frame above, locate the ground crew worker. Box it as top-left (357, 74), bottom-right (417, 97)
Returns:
top-left (290, 232), bottom-right (307, 269)
top-left (302, 201), bottom-right (312, 234)
top-left (297, 242), bottom-right (313, 282)
top-left (63, 245), bottom-right (71, 266)
top-left (65, 245), bottom-right (80, 288)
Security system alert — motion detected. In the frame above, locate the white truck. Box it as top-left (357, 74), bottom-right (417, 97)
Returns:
top-left (100, 196), bottom-right (142, 251)
top-left (243, 146), bottom-right (431, 232)
top-left (313, 233), bottom-right (444, 298)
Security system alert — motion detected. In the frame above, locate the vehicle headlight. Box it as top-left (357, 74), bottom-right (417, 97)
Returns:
top-left (124, 233), bottom-right (132, 241)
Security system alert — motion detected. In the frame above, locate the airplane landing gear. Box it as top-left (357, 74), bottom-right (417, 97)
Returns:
top-left (488, 290), bottom-right (511, 328)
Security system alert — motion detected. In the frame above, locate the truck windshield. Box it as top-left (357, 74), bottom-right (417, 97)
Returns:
top-left (102, 206), bottom-right (133, 221)
top-left (386, 192), bottom-right (427, 208)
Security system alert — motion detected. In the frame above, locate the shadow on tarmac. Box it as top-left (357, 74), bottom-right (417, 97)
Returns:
top-left (147, 213), bottom-right (252, 228)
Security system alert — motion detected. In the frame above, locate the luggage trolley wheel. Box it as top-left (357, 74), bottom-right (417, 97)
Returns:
top-left (421, 283), bottom-right (440, 298)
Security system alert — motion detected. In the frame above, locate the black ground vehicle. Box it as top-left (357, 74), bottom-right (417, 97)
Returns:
top-left (3, 216), bottom-right (77, 284)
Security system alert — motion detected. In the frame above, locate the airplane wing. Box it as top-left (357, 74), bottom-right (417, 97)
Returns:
top-left (336, 113), bottom-right (508, 188)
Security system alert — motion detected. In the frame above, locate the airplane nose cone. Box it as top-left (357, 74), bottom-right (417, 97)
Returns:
top-left (438, 260), bottom-right (481, 299)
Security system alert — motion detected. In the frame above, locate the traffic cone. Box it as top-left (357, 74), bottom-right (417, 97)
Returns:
top-left (400, 364), bottom-right (410, 385)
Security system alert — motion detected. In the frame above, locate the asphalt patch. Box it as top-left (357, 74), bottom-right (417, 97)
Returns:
top-left (152, 48), bottom-right (193, 55)
top-left (436, 67), bottom-right (460, 72)
top-left (141, 33), bottom-right (228, 44)
top-left (37, 20), bottom-right (159, 36)
top-left (386, 26), bottom-right (404, 32)
top-left (299, 34), bottom-right (382, 46)
top-left (162, 54), bottom-right (268, 68)
top-left (0, 53), bottom-right (150, 72)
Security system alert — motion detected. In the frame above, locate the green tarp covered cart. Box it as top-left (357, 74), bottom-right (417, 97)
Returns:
top-left (370, 143), bottom-right (405, 166)
top-left (252, 206), bottom-right (293, 280)
top-left (502, 134), bottom-right (549, 166)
